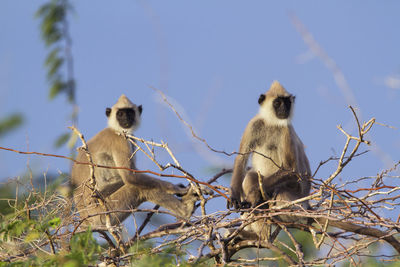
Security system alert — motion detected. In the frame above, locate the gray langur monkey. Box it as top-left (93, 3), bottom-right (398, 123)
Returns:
top-left (228, 81), bottom-right (311, 236)
top-left (71, 94), bottom-right (211, 228)
top-left (224, 83), bottom-right (400, 252)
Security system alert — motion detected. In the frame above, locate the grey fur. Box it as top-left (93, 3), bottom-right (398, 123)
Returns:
top-left (228, 81), bottom-right (311, 239)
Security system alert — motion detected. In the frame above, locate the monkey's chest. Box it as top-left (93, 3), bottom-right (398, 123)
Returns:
top-left (252, 145), bottom-right (280, 167)
top-left (251, 134), bottom-right (284, 176)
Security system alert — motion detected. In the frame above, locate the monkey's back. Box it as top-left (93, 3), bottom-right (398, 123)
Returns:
top-left (70, 127), bottom-right (136, 226)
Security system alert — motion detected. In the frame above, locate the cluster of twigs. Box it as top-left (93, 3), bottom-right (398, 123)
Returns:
top-left (1, 106), bottom-right (400, 266)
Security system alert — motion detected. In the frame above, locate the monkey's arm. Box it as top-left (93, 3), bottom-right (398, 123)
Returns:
top-left (293, 127), bottom-right (312, 196)
top-left (229, 121), bottom-right (254, 209)
top-left (299, 150), bottom-right (312, 196)
top-left (112, 143), bottom-right (188, 195)
top-left (282, 127), bottom-right (311, 197)
top-left (281, 126), bottom-right (298, 171)
top-left (115, 161), bottom-right (187, 194)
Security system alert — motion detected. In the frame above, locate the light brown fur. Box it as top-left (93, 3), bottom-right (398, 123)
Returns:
top-left (71, 95), bottom-right (207, 228)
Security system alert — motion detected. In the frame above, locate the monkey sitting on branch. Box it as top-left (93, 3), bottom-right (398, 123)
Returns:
top-left (71, 94), bottom-right (211, 229)
top-left (226, 82), bottom-right (400, 254)
top-left (228, 81), bottom-right (311, 239)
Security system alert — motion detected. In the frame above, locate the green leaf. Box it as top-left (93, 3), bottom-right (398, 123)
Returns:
top-left (54, 132), bottom-right (70, 148)
top-left (34, 3), bottom-right (52, 18)
top-left (45, 30), bottom-right (62, 47)
top-left (49, 79), bottom-right (65, 99)
top-left (0, 113), bottom-right (24, 138)
top-left (69, 229), bottom-right (101, 264)
top-left (42, 17), bottom-right (55, 36)
top-left (48, 5), bottom-right (65, 23)
top-left (48, 217), bottom-right (61, 228)
top-left (47, 57), bottom-right (64, 80)
top-left (37, 2), bottom-right (65, 46)
top-left (63, 260), bottom-right (80, 267)
top-left (25, 230), bottom-right (40, 242)
top-left (45, 47), bottom-right (61, 66)
top-left (7, 220), bottom-right (31, 238)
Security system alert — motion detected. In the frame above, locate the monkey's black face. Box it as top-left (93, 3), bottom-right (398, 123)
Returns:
top-left (106, 105), bottom-right (142, 130)
top-left (273, 96), bottom-right (292, 119)
top-left (116, 108), bottom-right (136, 129)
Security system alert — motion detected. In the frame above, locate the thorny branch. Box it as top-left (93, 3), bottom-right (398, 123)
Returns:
top-left (123, 132), bottom-right (211, 215)
top-left (0, 146), bottom-right (228, 200)
top-left (152, 85), bottom-right (283, 170)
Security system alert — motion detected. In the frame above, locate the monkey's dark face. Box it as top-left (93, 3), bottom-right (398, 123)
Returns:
top-left (106, 105), bottom-right (143, 130)
top-left (258, 94), bottom-right (294, 120)
top-left (272, 96), bottom-right (293, 119)
top-left (116, 108), bottom-right (136, 129)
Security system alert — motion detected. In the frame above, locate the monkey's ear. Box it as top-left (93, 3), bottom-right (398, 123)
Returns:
top-left (106, 108), bottom-right (111, 117)
top-left (258, 94), bottom-right (266, 105)
top-left (138, 105), bottom-right (143, 115)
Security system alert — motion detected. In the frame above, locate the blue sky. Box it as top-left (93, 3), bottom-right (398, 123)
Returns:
top-left (1, 1), bottom-right (399, 207)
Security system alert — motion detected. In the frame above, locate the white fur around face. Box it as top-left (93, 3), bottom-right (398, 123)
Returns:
top-left (259, 98), bottom-right (293, 127)
top-left (107, 108), bottom-right (141, 134)
top-left (107, 107), bottom-right (141, 134)
top-left (107, 94), bottom-right (142, 134)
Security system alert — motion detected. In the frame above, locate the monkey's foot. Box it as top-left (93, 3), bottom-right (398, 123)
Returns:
top-left (196, 184), bottom-right (214, 195)
top-left (187, 184), bottom-right (214, 197)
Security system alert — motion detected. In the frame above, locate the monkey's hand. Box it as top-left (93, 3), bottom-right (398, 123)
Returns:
top-left (228, 188), bottom-right (242, 209)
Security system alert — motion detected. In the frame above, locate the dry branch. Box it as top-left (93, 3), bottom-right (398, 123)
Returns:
top-left (1, 104), bottom-right (400, 266)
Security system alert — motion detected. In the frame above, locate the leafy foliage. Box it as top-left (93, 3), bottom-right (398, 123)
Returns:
top-left (64, 229), bottom-right (102, 265)
top-left (36, 0), bottom-right (78, 149)
top-left (0, 113), bottom-right (24, 138)
top-left (130, 242), bottom-right (211, 267)
top-left (0, 228), bottom-right (101, 267)
top-left (35, 0), bottom-right (75, 103)
top-left (0, 174), bottom-right (101, 266)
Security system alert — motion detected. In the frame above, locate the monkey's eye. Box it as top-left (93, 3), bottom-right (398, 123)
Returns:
top-left (273, 99), bottom-right (281, 108)
top-left (117, 111), bottom-right (123, 117)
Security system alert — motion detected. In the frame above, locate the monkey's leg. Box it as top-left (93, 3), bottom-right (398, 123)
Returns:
top-left (73, 186), bottom-right (108, 227)
top-left (107, 186), bottom-right (192, 221)
top-left (145, 187), bottom-right (197, 219)
top-left (77, 183), bottom-right (192, 228)
top-left (132, 173), bottom-right (190, 196)
top-left (85, 184), bottom-right (143, 227)
top-left (242, 170), bottom-right (263, 207)
top-left (149, 184), bottom-right (213, 219)
top-left (239, 171), bottom-right (270, 240)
